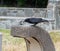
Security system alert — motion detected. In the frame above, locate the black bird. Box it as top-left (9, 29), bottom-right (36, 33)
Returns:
top-left (24, 18), bottom-right (49, 26)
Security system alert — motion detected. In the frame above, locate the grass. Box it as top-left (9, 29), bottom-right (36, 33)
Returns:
top-left (0, 29), bottom-right (10, 35)
top-left (1, 29), bottom-right (27, 51)
top-left (50, 31), bottom-right (60, 43)
top-left (1, 29), bottom-right (60, 51)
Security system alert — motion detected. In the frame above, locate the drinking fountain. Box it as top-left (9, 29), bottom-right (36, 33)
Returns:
top-left (11, 24), bottom-right (55, 51)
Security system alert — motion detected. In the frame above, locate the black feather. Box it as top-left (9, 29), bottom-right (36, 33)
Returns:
top-left (24, 18), bottom-right (48, 26)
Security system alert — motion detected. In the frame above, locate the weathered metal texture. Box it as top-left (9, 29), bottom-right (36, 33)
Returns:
top-left (11, 25), bottom-right (55, 51)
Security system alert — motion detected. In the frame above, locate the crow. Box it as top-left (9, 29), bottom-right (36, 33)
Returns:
top-left (24, 18), bottom-right (48, 26)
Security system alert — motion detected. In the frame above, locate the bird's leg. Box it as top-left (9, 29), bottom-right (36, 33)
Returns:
top-left (32, 23), bottom-right (37, 26)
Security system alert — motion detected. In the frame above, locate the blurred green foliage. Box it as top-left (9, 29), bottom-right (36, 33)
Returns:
top-left (0, 0), bottom-right (48, 8)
